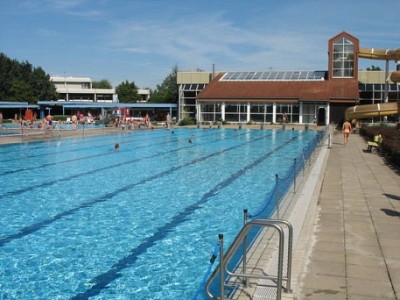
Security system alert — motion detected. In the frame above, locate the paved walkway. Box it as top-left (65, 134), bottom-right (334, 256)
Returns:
top-left (295, 130), bottom-right (400, 299)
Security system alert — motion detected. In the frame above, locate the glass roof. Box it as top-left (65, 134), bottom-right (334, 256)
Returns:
top-left (181, 84), bottom-right (206, 91)
top-left (359, 83), bottom-right (400, 92)
top-left (220, 71), bottom-right (327, 81)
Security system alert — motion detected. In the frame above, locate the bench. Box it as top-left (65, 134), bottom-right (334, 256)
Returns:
top-left (366, 134), bottom-right (383, 152)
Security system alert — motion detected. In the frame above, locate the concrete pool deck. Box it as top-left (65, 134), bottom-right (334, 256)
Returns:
top-left (229, 128), bottom-right (399, 300)
top-left (292, 130), bottom-right (400, 300)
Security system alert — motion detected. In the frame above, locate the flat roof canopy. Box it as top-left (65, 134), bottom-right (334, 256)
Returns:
top-left (0, 101), bottom-right (39, 109)
top-left (37, 101), bottom-right (177, 109)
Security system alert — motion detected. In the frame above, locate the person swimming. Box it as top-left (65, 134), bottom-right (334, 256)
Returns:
top-left (114, 143), bottom-right (120, 150)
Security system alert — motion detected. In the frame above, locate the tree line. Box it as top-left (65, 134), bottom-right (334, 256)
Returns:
top-left (0, 53), bottom-right (57, 104)
top-left (0, 52), bottom-right (178, 104)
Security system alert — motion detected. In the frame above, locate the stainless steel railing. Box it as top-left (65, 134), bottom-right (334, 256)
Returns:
top-left (205, 219), bottom-right (293, 300)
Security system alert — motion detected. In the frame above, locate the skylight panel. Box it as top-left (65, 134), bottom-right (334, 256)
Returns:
top-left (230, 72), bottom-right (241, 80)
top-left (260, 72), bottom-right (270, 79)
top-left (283, 72), bottom-right (292, 79)
top-left (237, 72), bottom-right (248, 80)
top-left (275, 72), bottom-right (284, 80)
top-left (291, 71), bottom-right (300, 79)
top-left (267, 72), bottom-right (277, 79)
top-left (306, 72), bottom-right (316, 79)
top-left (244, 72), bottom-right (256, 79)
top-left (299, 71), bottom-right (308, 79)
top-left (220, 70), bottom-right (327, 81)
top-left (252, 72), bottom-right (262, 79)
top-left (222, 72), bottom-right (235, 80)
top-left (314, 71), bottom-right (326, 79)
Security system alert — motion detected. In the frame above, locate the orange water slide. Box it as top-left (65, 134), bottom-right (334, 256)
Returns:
top-left (344, 47), bottom-right (400, 121)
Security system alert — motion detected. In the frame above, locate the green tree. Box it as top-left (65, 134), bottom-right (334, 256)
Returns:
top-left (149, 65), bottom-right (178, 103)
top-left (30, 67), bottom-right (57, 102)
top-left (93, 79), bottom-right (112, 89)
top-left (10, 80), bottom-right (31, 101)
top-left (0, 52), bottom-right (57, 103)
top-left (115, 80), bottom-right (140, 103)
top-left (366, 65), bottom-right (381, 71)
top-left (0, 53), bottom-right (14, 99)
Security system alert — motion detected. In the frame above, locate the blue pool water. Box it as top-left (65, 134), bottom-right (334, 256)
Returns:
top-left (0, 128), bottom-right (320, 299)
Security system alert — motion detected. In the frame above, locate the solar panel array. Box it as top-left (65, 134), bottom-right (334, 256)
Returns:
top-left (220, 71), bottom-right (327, 81)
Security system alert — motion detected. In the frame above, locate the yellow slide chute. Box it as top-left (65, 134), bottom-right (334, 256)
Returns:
top-left (345, 102), bottom-right (399, 121)
top-left (344, 47), bottom-right (400, 121)
top-left (359, 47), bottom-right (400, 84)
top-left (358, 47), bottom-right (400, 61)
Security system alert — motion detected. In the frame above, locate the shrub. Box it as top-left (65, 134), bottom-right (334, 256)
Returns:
top-left (178, 118), bottom-right (196, 126)
top-left (360, 125), bottom-right (400, 167)
top-left (52, 115), bottom-right (68, 122)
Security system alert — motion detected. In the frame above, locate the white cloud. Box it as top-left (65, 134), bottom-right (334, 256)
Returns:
top-left (19, 0), bottom-right (103, 18)
top-left (2, 0), bottom-right (399, 89)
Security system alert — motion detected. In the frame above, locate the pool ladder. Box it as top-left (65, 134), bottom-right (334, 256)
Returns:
top-left (205, 219), bottom-right (293, 300)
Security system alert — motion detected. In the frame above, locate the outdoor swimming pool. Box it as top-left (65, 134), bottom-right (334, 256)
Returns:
top-left (0, 128), bottom-right (321, 299)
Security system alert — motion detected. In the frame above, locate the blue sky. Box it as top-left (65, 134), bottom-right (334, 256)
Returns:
top-left (1, 0), bottom-right (399, 89)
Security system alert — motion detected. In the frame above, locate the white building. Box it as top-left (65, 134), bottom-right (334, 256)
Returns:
top-left (138, 89), bottom-right (151, 102)
top-left (51, 76), bottom-right (116, 102)
top-left (50, 76), bottom-right (151, 102)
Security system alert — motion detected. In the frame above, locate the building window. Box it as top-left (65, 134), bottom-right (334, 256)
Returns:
top-left (332, 37), bottom-right (354, 78)
top-left (302, 103), bottom-right (319, 123)
top-left (250, 104), bottom-right (264, 122)
top-left (201, 103), bottom-right (221, 122)
top-left (225, 103), bottom-right (247, 123)
top-left (275, 103), bottom-right (299, 123)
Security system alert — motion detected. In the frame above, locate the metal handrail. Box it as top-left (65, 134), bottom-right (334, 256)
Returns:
top-left (205, 219), bottom-right (293, 300)
top-left (232, 219), bottom-right (293, 293)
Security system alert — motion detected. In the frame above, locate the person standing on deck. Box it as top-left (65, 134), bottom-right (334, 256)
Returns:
top-left (342, 120), bottom-right (352, 145)
top-left (166, 112), bottom-right (171, 129)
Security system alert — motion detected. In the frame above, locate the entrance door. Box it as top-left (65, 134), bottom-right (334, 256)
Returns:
top-left (317, 107), bottom-right (326, 125)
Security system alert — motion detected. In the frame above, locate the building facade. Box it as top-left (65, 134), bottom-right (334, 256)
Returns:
top-left (177, 32), bottom-right (399, 125)
top-left (51, 76), bottom-right (151, 102)
top-left (177, 71), bottom-right (213, 121)
top-left (51, 76), bottom-right (116, 102)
